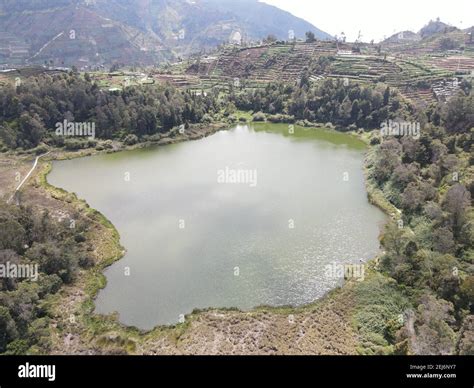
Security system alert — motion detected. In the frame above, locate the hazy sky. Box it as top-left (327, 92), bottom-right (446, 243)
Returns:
top-left (261, 0), bottom-right (474, 42)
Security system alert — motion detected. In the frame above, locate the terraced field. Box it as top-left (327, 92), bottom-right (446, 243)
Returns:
top-left (186, 42), bottom-right (337, 89)
top-left (17, 38), bottom-right (466, 108)
top-left (180, 40), bottom-right (474, 107)
top-left (423, 55), bottom-right (474, 74)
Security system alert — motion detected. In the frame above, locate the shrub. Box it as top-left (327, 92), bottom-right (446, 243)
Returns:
top-left (202, 114), bottom-right (213, 124)
top-left (32, 145), bottom-right (49, 155)
top-left (123, 134), bottom-right (138, 146)
top-left (252, 112), bottom-right (266, 122)
top-left (64, 139), bottom-right (86, 151)
top-left (102, 140), bottom-right (114, 150)
top-left (267, 114), bottom-right (295, 123)
top-left (78, 255), bottom-right (95, 269)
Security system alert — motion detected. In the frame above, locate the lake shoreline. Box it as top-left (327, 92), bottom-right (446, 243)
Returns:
top-left (12, 122), bottom-right (396, 354)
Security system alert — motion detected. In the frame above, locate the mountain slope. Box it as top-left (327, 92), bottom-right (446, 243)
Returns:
top-left (419, 19), bottom-right (459, 38)
top-left (91, 0), bottom-right (333, 53)
top-left (383, 19), bottom-right (466, 45)
top-left (0, 0), bottom-right (331, 67)
top-left (0, 0), bottom-right (171, 67)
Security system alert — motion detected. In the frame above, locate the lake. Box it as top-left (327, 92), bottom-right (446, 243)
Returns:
top-left (48, 123), bottom-right (386, 329)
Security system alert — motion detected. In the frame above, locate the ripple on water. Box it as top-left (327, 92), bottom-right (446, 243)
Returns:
top-left (48, 124), bottom-right (386, 328)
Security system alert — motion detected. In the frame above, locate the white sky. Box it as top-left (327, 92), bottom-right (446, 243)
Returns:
top-left (261, 0), bottom-right (474, 42)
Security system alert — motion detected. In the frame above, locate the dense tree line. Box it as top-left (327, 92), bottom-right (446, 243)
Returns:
top-left (230, 77), bottom-right (412, 129)
top-left (0, 203), bottom-right (93, 354)
top-left (368, 91), bottom-right (473, 354)
top-left (0, 73), bottom-right (221, 150)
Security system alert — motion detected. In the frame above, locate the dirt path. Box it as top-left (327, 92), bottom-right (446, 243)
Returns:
top-left (7, 152), bottom-right (50, 204)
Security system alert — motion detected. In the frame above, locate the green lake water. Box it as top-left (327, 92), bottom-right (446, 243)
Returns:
top-left (48, 123), bottom-right (386, 329)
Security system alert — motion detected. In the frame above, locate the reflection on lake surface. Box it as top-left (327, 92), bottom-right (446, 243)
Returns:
top-left (48, 124), bottom-right (385, 329)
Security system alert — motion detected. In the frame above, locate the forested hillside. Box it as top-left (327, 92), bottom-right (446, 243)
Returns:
top-left (0, 73), bottom-right (221, 150)
top-left (0, 204), bottom-right (93, 354)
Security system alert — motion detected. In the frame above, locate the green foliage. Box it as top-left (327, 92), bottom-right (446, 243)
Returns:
top-left (441, 93), bottom-right (474, 133)
top-left (354, 274), bottom-right (410, 354)
top-left (232, 79), bottom-right (409, 129)
top-left (0, 306), bottom-right (18, 353)
top-left (0, 203), bottom-right (91, 353)
top-left (367, 87), bottom-right (474, 354)
top-left (252, 111), bottom-right (266, 122)
top-left (123, 134), bottom-right (139, 146)
top-left (5, 339), bottom-right (29, 355)
top-left (0, 73), bottom-right (221, 150)
top-left (411, 294), bottom-right (457, 355)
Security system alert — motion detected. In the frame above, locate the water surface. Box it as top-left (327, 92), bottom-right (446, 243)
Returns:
top-left (48, 124), bottom-right (385, 329)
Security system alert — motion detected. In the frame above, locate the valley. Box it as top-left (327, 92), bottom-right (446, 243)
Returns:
top-left (0, 3), bottom-right (472, 359)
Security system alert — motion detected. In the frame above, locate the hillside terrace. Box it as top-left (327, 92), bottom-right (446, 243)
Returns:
top-left (180, 41), bottom-right (474, 107)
